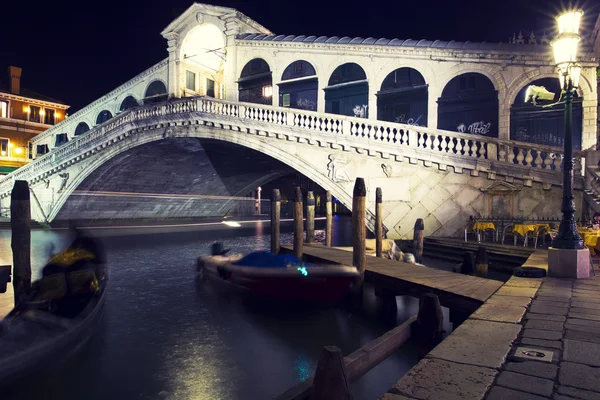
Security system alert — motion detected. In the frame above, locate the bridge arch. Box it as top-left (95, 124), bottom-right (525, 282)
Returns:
top-left (278, 60), bottom-right (318, 111)
top-left (238, 58), bottom-right (273, 105)
top-left (74, 121), bottom-right (90, 136)
top-left (46, 125), bottom-right (356, 224)
top-left (96, 110), bottom-right (113, 125)
top-left (119, 95), bottom-right (139, 112)
top-left (144, 80), bottom-right (168, 105)
top-left (325, 62), bottom-right (369, 118)
top-left (377, 67), bottom-right (428, 126)
top-left (437, 72), bottom-right (499, 138)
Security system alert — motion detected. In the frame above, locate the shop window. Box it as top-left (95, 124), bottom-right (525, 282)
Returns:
top-left (282, 93), bottom-right (291, 107)
top-left (186, 71), bottom-right (196, 91)
top-left (206, 78), bottom-right (215, 98)
top-left (0, 139), bottom-right (7, 156)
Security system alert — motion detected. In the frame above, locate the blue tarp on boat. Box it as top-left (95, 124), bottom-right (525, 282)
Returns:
top-left (233, 251), bottom-right (305, 268)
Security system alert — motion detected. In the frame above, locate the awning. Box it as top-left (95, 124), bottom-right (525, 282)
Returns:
top-left (0, 166), bottom-right (19, 174)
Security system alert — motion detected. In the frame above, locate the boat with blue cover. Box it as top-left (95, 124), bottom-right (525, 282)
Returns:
top-left (196, 245), bottom-right (360, 304)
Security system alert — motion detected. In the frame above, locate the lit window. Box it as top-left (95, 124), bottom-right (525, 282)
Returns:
top-left (29, 105), bottom-right (41, 123)
top-left (0, 101), bottom-right (8, 118)
top-left (206, 78), bottom-right (215, 98)
top-left (186, 71), bottom-right (196, 91)
top-left (282, 93), bottom-right (291, 107)
top-left (262, 85), bottom-right (273, 98)
top-left (44, 109), bottom-right (55, 125)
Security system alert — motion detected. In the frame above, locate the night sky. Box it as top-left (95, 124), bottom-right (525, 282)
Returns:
top-left (1, 0), bottom-right (597, 113)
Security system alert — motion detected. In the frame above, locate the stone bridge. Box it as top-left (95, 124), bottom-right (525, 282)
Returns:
top-left (0, 2), bottom-right (598, 239)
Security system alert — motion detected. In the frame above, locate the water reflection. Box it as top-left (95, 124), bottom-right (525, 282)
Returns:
top-left (0, 217), bottom-right (450, 400)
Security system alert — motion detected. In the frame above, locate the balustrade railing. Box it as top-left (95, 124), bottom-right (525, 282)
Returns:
top-left (0, 96), bottom-right (579, 195)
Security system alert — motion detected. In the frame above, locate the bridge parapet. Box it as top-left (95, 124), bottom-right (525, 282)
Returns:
top-left (0, 96), bottom-right (583, 200)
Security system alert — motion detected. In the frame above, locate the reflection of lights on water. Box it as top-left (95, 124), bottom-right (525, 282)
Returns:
top-left (295, 356), bottom-right (311, 382)
top-left (222, 221), bottom-right (241, 227)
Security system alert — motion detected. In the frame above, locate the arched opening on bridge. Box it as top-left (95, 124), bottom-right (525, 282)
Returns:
top-left (144, 80), bottom-right (168, 105)
top-left (325, 63), bottom-right (368, 118)
top-left (96, 110), bottom-right (113, 125)
top-left (510, 77), bottom-right (582, 149)
top-left (377, 67), bottom-right (428, 126)
top-left (238, 59), bottom-right (272, 105)
top-left (278, 60), bottom-right (318, 111)
top-left (74, 122), bottom-right (90, 136)
top-left (437, 73), bottom-right (498, 137)
top-left (180, 23), bottom-right (226, 98)
top-left (119, 96), bottom-right (139, 112)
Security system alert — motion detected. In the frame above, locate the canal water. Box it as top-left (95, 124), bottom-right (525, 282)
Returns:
top-left (0, 217), bottom-right (478, 400)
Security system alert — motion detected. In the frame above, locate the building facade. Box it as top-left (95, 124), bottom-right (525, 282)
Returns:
top-left (0, 66), bottom-right (69, 174)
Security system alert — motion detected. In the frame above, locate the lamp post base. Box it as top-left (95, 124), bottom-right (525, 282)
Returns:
top-left (548, 247), bottom-right (591, 279)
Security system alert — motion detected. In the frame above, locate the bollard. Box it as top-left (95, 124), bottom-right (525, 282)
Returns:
top-left (306, 191), bottom-right (315, 244)
top-left (271, 189), bottom-right (281, 255)
top-left (460, 251), bottom-right (476, 276)
top-left (413, 218), bottom-right (424, 264)
top-left (475, 246), bottom-right (489, 278)
top-left (375, 187), bottom-right (383, 258)
top-left (325, 192), bottom-right (332, 247)
top-left (11, 180), bottom-right (31, 306)
top-left (352, 178), bottom-right (367, 280)
top-left (310, 346), bottom-right (351, 400)
top-left (293, 187), bottom-right (304, 259)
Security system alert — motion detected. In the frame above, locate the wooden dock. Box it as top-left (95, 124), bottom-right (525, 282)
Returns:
top-left (281, 244), bottom-right (504, 314)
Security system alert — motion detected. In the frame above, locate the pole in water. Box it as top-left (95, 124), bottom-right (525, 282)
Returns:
top-left (325, 192), bottom-right (332, 247)
top-left (375, 187), bottom-right (383, 258)
top-left (293, 187), bottom-right (304, 259)
top-left (460, 251), bottom-right (476, 276)
top-left (306, 191), bottom-right (315, 244)
top-left (413, 218), bottom-right (424, 264)
top-left (475, 246), bottom-right (489, 278)
top-left (352, 178), bottom-right (367, 280)
top-left (11, 180), bottom-right (31, 306)
top-left (271, 189), bottom-right (281, 255)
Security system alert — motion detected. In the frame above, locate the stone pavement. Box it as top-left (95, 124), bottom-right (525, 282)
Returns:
top-left (378, 256), bottom-right (600, 400)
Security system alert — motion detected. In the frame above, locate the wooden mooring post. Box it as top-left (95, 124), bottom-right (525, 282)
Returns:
top-left (460, 251), bottom-right (476, 276)
top-left (325, 192), bottom-right (332, 247)
top-left (413, 218), bottom-right (424, 264)
top-left (375, 187), bottom-right (383, 258)
top-left (413, 293), bottom-right (444, 359)
top-left (293, 187), bottom-right (304, 259)
top-left (309, 346), bottom-right (352, 400)
top-left (475, 246), bottom-right (489, 278)
top-left (352, 178), bottom-right (366, 281)
top-left (271, 189), bottom-right (281, 255)
top-left (11, 180), bottom-right (31, 306)
top-left (306, 191), bottom-right (315, 244)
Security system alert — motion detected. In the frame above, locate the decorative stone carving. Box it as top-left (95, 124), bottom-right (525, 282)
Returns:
top-left (196, 12), bottom-right (204, 24)
top-left (381, 163), bottom-right (393, 178)
top-left (480, 181), bottom-right (522, 218)
top-left (327, 154), bottom-right (351, 183)
top-left (58, 173), bottom-right (69, 192)
top-left (42, 179), bottom-right (50, 189)
top-left (163, 128), bottom-right (173, 138)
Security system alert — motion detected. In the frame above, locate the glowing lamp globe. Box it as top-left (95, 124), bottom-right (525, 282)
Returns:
top-left (558, 63), bottom-right (582, 90)
top-left (557, 10), bottom-right (583, 34)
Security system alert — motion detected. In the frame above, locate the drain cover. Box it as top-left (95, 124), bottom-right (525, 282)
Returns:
top-left (514, 347), bottom-right (553, 363)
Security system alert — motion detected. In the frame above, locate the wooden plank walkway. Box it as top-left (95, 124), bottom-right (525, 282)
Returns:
top-left (281, 244), bottom-right (504, 313)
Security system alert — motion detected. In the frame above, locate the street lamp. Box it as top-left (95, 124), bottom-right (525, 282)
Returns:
top-left (551, 9), bottom-right (584, 250)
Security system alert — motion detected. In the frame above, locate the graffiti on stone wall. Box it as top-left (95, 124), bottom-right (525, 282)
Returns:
top-left (395, 114), bottom-right (423, 126)
top-left (297, 98), bottom-right (316, 111)
top-left (381, 163), bottom-right (393, 178)
top-left (457, 121), bottom-right (492, 136)
top-left (353, 105), bottom-right (368, 118)
top-left (327, 154), bottom-right (351, 183)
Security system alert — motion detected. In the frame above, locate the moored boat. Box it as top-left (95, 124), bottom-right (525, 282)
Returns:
top-left (197, 249), bottom-right (360, 304)
top-left (0, 244), bottom-right (107, 387)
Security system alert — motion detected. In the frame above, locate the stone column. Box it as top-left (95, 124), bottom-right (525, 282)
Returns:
top-left (498, 109), bottom-right (511, 141)
top-left (317, 81), bottom-right (326, 114)
top-left (427, 92), bottom-right (438, 128)
top-left (368, 90), bottom-right (378, 121)
top-left (164, 32), bottom-right (180, 99)
top-left (582, 98), bottom-right (598, 150)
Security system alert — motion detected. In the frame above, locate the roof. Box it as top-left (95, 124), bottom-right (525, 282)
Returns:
top-left (235, 33), bottom-right (593, 54)
top-left (0, 80), bottom-right (66, 105)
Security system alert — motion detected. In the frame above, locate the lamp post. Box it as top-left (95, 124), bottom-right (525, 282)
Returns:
top-left (551, 10), bottom-right (584, 250)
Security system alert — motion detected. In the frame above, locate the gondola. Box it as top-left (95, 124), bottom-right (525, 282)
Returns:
top-left (197, 249), bottom-right (360, 304)
top-left (0, 250), bottom-right (107, 387)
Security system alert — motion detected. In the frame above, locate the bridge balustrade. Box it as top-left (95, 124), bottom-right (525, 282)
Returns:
top-left (0, 96), bottom-right (582, 197)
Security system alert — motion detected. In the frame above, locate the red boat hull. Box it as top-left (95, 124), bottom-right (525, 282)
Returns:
top-left (197, 255), bottom-right (359, 305)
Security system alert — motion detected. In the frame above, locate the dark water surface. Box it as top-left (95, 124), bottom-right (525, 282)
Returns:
top-left (0, 217), bottom-right (460, 400)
